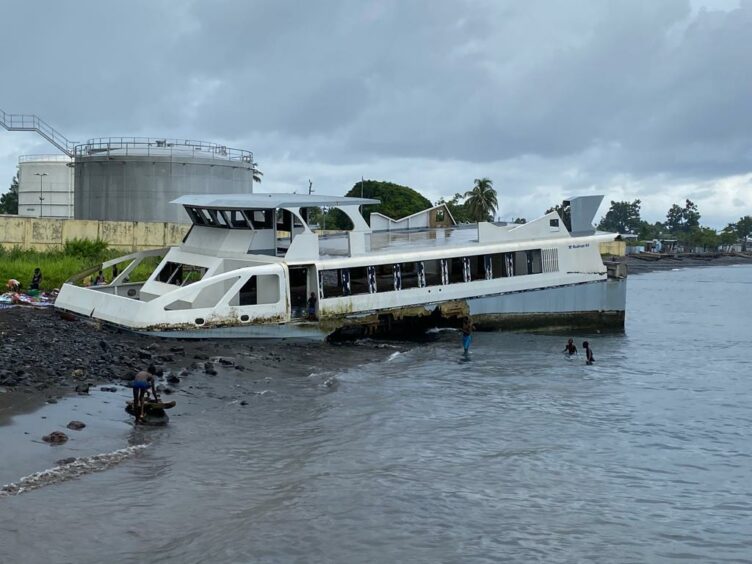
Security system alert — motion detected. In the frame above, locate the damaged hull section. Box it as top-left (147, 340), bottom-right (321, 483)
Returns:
top-left (325, 278), bottom-right (626, 340)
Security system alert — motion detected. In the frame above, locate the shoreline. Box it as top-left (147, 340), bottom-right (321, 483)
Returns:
top-left (0, 307), bottom-right (402, 426)
top-left (616, 252), bottom-right (752, 275)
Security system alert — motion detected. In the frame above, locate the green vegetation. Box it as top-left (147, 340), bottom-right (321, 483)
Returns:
top-left (594, 199), bottom-right (750, 251)
top-left (315, 180), bottom-right (433, 229)
top-left (0, 175), bottom-right (19, 215)
top-left (598, 200), bottom-right (642, 234)
top-left (463, 178), bottom-right (498, 222)
top-left (348, 180), bottom-right (431, 224)
top-left (436, 193), bottom-right (473, 224)
top-left (0, 238), bottom-right (159, 292)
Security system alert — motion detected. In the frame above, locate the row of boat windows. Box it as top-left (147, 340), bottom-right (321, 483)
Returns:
top-left (185, 207), bottom-right (306, 231)
top-left (319, 249), bottom-right (554, 298)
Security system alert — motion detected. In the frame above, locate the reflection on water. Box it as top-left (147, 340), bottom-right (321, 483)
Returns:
top-left (2, 266), bottom-right (752, 563)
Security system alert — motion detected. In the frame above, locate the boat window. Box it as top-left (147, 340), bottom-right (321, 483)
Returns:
top-left (186, 207), bottom-right (204, 225)
top-left (423, 259), bottom-right (443, 286)
top-left (247, 209), bottom-right (274, 229)
top-left (320, 269), bottom-right (352, 298)
top-left (487, 254), bottom-right (502, 279)
top-left (276, 209), bottom-right (293, 232)
top-left (400, 262), bottom-right (421, 289)
top-left (375, 264), bottom-right (394, 291)
top-left (222, 210), bottom-right (250, 229)
top-left (208, 209), bottom-right (228, 227)
top-left (236, 274), bottom-right (280, 305)
top-left (197, 208), bottom-right (216, 226)
top-left (468, 256), bottom-right (486, 281)
top-left (528, 249), bottom-right (543, 274)
top-left (349, 266), bottom-right (370, 295)
top-left (156, 262), bottom-right (207, 286)
top-left (448, 257), bottom-right (465, 284)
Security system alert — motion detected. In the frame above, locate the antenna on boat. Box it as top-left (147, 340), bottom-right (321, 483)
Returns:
top-left (308, 179), bottom-right (314, 195)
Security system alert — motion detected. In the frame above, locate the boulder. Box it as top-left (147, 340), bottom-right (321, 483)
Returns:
top-left (67, 420), bottom-right (86, 431)
top-left (42, 431), bottom-right (69, 444)
top-left (56, 457), bottom-right (77, 465)
top-left (75, 383), bottom-right (90, 394)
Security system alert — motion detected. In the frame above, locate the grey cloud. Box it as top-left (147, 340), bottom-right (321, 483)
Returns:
top-left (0, 0), bottom-right (750, 226)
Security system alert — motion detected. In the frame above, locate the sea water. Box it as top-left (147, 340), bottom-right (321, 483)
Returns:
top-left (1, 265), bottom-right (751, 563)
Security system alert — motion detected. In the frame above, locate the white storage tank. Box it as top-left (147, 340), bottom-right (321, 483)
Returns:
top-left (17, 155), bottom-right (75, 218)
top-left (74, 138), bottom-right (255, 223)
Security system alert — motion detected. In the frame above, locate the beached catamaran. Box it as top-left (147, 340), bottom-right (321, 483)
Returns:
top-left (54, 193), bottom-right (626, 339)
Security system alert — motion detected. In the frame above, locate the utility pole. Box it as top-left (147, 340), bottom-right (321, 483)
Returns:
top-left (308, 179), bottom-right (313, 195)
top-left (34, 172), bottom-right (48, 218)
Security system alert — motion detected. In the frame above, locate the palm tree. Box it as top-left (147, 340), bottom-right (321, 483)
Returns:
top-left (464, 178), bottom-right (498, 222)
top-left (252, 162), bottom-right (263, 184)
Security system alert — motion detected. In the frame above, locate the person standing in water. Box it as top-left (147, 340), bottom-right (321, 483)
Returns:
top-left (563, 338), bottom-right (577, 356)
top-left (132, 365), bottom-right (159, 423)
top-left (583, 341), bottom-right (595, 365)
top-left (462, 317), bottom-right (475, 355)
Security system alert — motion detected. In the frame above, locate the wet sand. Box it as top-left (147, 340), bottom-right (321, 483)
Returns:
top-left (0, 307), bottom-right (400, 425)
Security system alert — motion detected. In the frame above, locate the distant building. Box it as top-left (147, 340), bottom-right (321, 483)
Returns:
top-left (17, 155), bottom-right (74, 218)
top-left (370, 203), bottom-right (455, 232)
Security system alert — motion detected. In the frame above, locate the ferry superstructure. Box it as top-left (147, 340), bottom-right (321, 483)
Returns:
top-left (54, 193), bottom-right (626, 339)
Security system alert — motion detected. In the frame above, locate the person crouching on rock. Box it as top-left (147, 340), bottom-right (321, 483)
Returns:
top-left (132, 365), bottom-right (159, 423)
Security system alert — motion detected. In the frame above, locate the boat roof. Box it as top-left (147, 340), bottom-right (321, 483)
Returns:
top-left (171, 193), bottom-right (380, 209)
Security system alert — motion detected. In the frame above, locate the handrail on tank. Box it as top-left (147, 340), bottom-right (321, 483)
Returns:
top-left (18, 154), bottom-right (73, 163)
top-left (74, 137), bottom-right (254, 163)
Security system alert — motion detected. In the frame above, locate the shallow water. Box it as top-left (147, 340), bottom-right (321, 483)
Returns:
top-left (2, 266), bottom-right (752, 563)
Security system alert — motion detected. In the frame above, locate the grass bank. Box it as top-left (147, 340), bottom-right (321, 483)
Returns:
top-left (0, 239), bottom-right (158, 291)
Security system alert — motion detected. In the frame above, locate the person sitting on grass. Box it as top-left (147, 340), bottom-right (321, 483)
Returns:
top-left (6, 279), bottom-right (20, 292)
top-left (132, 365), bottom-right (159, 423)
top-left (30, 268), bottom-right (42, 291)
top-left (94, 270), bottom-right (106, 285)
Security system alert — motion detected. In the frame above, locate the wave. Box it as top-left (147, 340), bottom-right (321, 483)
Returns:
top-left (0, 444), bottom-right (148, 497)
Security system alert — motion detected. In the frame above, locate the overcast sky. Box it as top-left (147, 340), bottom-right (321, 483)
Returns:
top-left (1, 0), bottom-right (750, 227)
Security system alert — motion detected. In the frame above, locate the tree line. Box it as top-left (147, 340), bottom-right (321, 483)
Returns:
top-left (597, 198), bottom-right (752, 249)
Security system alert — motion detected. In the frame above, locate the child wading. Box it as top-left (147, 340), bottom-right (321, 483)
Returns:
top-left (462, 317), bottom-right (475, 355)
top-left (583, 341), bottom-right (595, 365)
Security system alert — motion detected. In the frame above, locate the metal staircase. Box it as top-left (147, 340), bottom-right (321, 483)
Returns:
top-left (0, 107), bottom-right (76, 157)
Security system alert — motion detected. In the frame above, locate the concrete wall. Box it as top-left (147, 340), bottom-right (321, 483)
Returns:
top-left (0, 215), bottom-right (189, 251)
top-left (17, 156), bottom-right (74, 219)
top-left (599, 240), bottom-right (626, 256)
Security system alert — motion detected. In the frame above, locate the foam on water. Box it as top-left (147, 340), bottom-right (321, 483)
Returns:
top-left (0, 444), bottom-right (148, 497)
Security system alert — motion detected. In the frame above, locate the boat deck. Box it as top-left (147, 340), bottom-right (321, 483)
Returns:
top-left (317, 224), bottom-right (515, 258)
